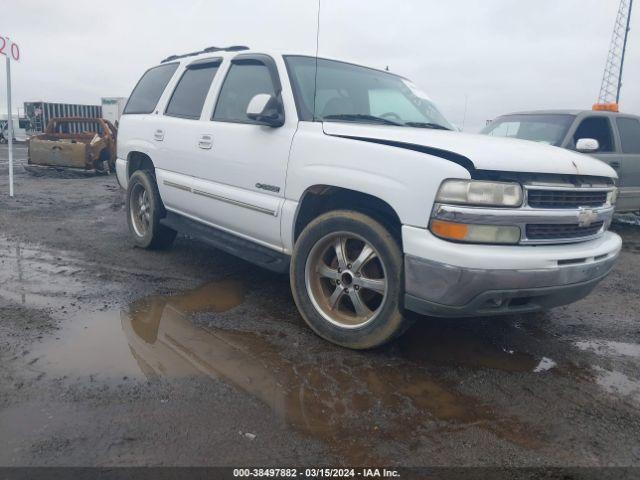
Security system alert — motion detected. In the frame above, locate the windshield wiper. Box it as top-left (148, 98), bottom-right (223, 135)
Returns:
top-left (322, 114), bottom-right (403, 126)
top-left (404, 121), bottom-right (451, 131)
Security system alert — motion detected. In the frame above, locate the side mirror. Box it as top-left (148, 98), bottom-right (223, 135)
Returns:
top-left (246, 93), bottom-right (284, 127)
top-left (576, 138), bottom-right (599, 153)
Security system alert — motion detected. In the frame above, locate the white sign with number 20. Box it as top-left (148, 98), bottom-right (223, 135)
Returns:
top-left (0, 35), bottom-right (20, 62)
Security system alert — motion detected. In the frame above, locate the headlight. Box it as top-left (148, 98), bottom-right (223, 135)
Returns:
top-left (436, 180), bottom-right (523, 207)
top-left (607, 188), bottom-right (618, 206)
top-left (431, 219), bottom-right (521, 244)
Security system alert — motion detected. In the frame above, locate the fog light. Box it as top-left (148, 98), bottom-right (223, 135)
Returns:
top-left (431, 219), bottom-right (520, 244)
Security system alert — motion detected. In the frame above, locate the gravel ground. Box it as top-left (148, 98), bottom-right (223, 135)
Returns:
top-left (1, 146), bottom-right (640, 469)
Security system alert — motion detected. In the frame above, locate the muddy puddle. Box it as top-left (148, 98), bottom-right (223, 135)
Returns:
top-left (4, 235), bottom-right (640, 462)
top-left (397, 321), bottom-right (557, 373)
top-left (18, 277), bottom-right (556, 462)
top-left (575, 339), bottom-right (640, 406)
top-left (575, 339), bottom-right (640, 359)
top-left (0, 237), bottom-right (87, 310)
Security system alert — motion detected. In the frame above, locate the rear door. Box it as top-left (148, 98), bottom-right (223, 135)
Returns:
top-left (614, 116), bottom-right (640, 211)
top-left (119, 61), bottom-right (180, 185)
top-left (151, 57), bottom-right (223, 216)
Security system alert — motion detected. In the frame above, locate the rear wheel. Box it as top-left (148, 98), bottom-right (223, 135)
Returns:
top-left (291, 210), bottom-right (409, 349)
top-left (126, 170), bottom-right (176, 249)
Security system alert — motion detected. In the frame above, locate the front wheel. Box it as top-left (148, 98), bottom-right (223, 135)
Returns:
top-left (126, 170), bottom-right (177, 249)
top-left (290, 210), bottom-right (409, 349)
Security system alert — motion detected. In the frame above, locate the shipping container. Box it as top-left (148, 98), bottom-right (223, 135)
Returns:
top-left (101, 97), bottom-right (128, 126)
top-left (23, 101), bottom-right (102, 134)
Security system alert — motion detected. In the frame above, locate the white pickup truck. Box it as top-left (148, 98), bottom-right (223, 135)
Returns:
top-left (116, 47), bottom-right (622, 349)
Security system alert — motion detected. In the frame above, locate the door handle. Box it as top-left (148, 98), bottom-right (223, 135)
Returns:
top-left (609, 161), bottom-right (621, 169)
top-left (198, 134), bottom-right (213, 150)
top-left (154, 129), bottom-right (164, 141)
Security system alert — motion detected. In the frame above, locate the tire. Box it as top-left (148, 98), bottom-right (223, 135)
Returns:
top-left (290, 210), bottom-right (409, 349)
top-left (126, 170), bottom-right (177, 249)
top-left (95, 149), bottom-right (111, 174)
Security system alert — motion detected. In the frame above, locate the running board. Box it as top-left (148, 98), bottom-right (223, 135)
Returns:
top-left (161, 211), bottom-right (290, 274)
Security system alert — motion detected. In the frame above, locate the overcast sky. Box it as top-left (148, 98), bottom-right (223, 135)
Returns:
top-left (1, 0), bottom-right (638, 131)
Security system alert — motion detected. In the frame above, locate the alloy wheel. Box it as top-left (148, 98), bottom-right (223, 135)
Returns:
top-left (304, 232), bottom-right (388, 329)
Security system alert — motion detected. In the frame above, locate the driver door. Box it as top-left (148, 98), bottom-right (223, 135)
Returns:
top-left (186, 54), bottom-right (297, 249)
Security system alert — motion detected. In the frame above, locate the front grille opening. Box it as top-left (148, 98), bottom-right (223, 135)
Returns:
top-left (526, 222), bottom-right (604, 240)
top-left (558, 257), bottom-right (587, 266)
top-left (481, 297), bottom-right (505, 309)
top-left (527, 190), bottom-right (608, 209)
top-left (509, 297), bottom-right (532, 307)
top-left (480, 297), bottom-right (533, 309)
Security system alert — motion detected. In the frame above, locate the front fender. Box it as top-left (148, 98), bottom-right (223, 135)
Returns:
top-left (285, 122), bottom-right (471, 228)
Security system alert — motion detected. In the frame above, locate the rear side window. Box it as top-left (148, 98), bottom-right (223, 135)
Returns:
top-left (616, 117), bottom-right (640, 154)
top-left (213, 63), bottom-right (276, 123)
top-left (573, 117), bottom-right (614, 153)
top-left (166, 60), bottom-right (221, 119)
top-left (124, 63), bottom-right (179, 115)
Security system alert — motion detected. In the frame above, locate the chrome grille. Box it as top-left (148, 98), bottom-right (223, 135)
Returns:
top-left (526, 222), bottom-right (604, 240)
top-left (527, 189), bottom-right (608, 209)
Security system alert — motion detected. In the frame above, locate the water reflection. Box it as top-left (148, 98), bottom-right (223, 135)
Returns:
top-left (398, 322), bottom-right (549, 373)
top-left (117, 281), bottom-right (542, 462)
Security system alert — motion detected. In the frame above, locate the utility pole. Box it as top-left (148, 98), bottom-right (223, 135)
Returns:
top-left (6, 52), bottom-right (14, 197)
top-left (1, 33), bottom-right (20, 197)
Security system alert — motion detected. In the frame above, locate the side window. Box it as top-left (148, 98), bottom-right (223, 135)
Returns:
top-left (124, 63), bottom-right (179, 115)
top-left (166, 61), bottom-right (220, 119)
top-left (213, 62), bottom-right (276, 123)
top-left (573, 117), bottom-right (614, 153)
top-left (616, 117), bottom-right (640, 154)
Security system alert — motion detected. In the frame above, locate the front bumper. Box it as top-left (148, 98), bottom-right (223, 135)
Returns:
top-left (402, 227), bottom-right (621, 317)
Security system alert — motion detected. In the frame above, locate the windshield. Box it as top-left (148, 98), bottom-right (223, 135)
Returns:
top-left (285, 56), bottom-right (454, 130)
top-left (481, 114), bottom-right (575, 146)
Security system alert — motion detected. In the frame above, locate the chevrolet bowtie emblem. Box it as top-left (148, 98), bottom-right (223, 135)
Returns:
top-left (577, 208), bottom-right (598, 227)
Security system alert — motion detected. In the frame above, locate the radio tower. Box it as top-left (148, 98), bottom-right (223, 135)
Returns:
top-left (595, 0), bottom-right (634, 110)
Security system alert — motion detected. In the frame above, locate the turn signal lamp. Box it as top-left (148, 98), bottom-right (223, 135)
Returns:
top-left (430, 219), bottom-right (521, 245)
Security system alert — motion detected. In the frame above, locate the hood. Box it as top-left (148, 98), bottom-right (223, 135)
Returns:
top-left (322, 122), bottom-right (617, 179)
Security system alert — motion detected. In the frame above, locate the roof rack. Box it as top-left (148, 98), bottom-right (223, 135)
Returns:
top-left (161, 45), bottom-right (250, 63)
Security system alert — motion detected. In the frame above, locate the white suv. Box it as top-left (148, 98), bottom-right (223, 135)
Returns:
top-left (116, 46), bottom-right (622, 349)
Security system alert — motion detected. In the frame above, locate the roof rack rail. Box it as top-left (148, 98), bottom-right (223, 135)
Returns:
top-left (160, 50), bottom-right (202, 63)
top-left (161, 45), bottom-right (250, 63)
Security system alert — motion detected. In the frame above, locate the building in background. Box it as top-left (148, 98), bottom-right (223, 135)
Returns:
top-left (23, 101), bottom-right (102, 134)
top-left (0, 114), bottom-right (30, 142)
top-left (101, 97), bottom-right (128, 127)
